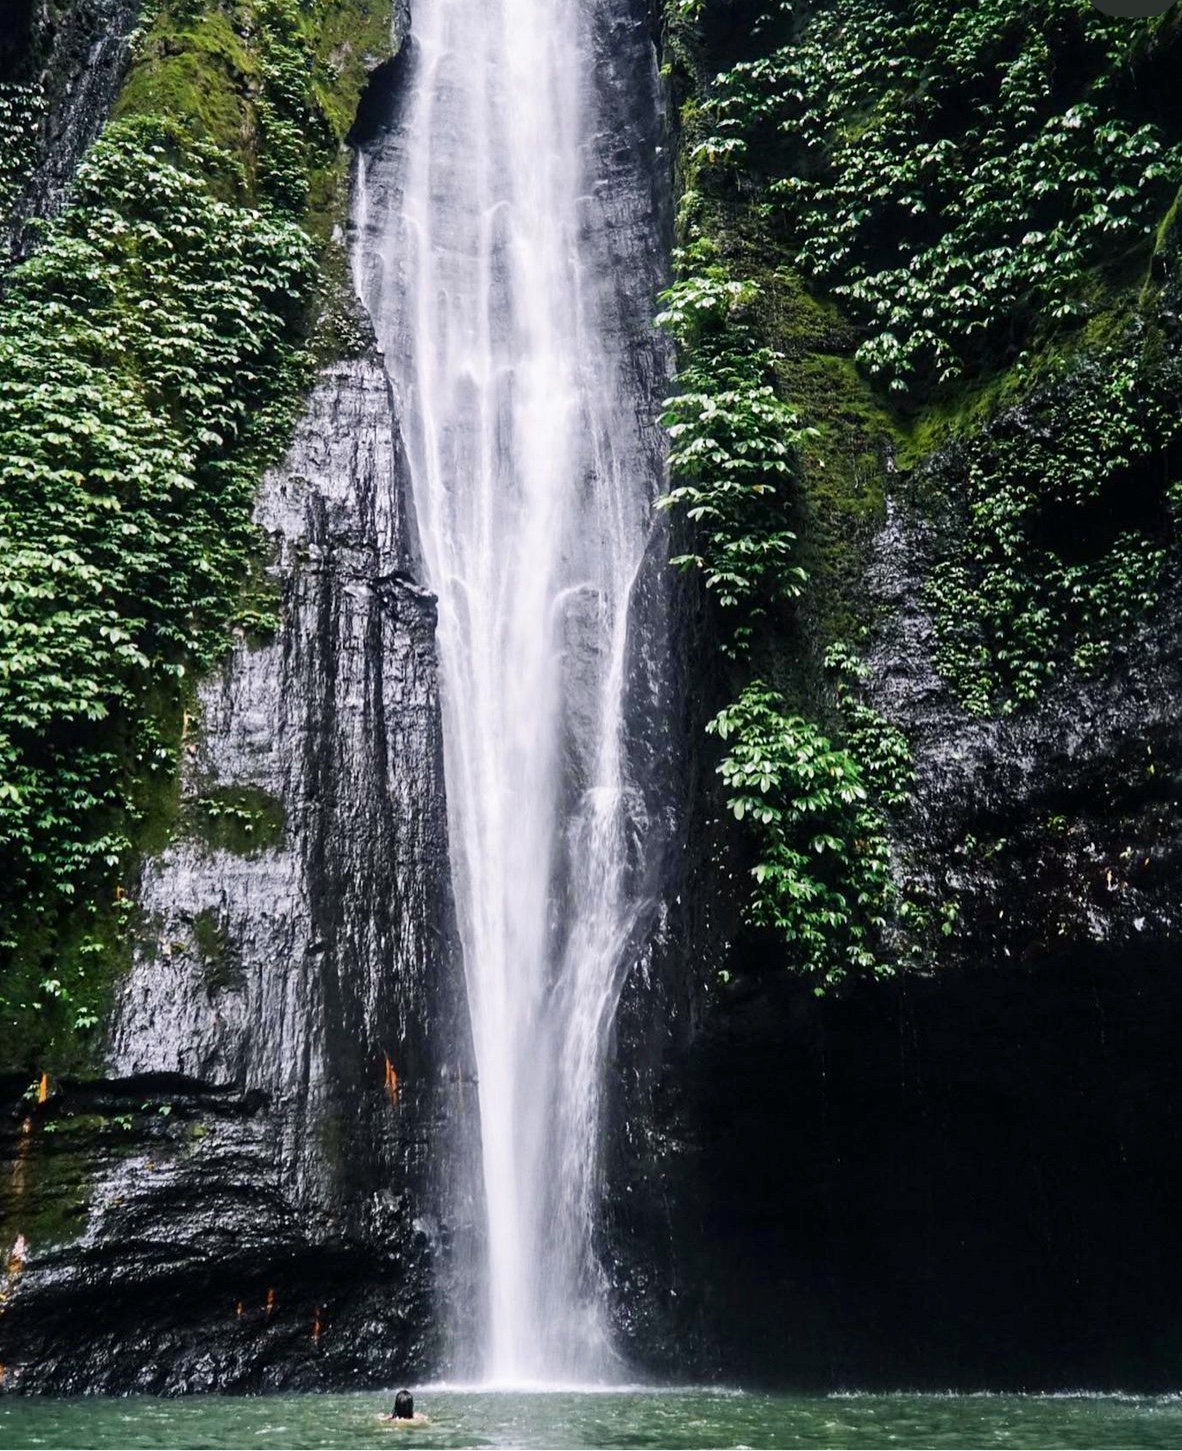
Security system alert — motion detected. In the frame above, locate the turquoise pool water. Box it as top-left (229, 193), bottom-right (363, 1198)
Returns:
top-left (3, 1388), bottom-right (1182, 1449)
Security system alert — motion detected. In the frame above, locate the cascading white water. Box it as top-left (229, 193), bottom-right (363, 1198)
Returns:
top-left (353, 0), bottom-right (669, 1386)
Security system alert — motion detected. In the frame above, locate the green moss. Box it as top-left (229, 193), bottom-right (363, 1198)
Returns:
top-left (317, 1108), bottom-right (346, 1167)
top-left (115, 12), bottom-right (257, 176)
top-left (232, 549), bottom-right (283, 644)
top-left (191, 908), bottom-right (223, 962)
top-left (119, 0), bottom-right (394, 247)
top-left (695, 0), bottom-right (1181, 398)
top-left (890, 221), bottom-right (1178, 474)
top-left (922, 326), bottom-right (1182, 715)
top-left (187, 785), bottom-right (286, 857)
top-left (0, 902), bottom-right (136, 1076)
top-left (0, 120), bottom-right (312, 1069)
top-left (0, 1113), bottom-right (101, 1253)
top-left (191, 906), bottom-right (243, 992)
top-left (758, 270), bottom-right (894, 646)
top-left (664, 209), bottom-right (896, 686)
top-left (667, 0), bottom-right (1182, 695)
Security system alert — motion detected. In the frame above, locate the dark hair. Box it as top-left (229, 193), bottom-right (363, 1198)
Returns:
top-left (393, 1390), bottom-right (414, 1420)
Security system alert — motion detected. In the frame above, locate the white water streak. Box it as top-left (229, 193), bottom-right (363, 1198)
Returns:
top-left (355, 0), bottom-right (663, 1385)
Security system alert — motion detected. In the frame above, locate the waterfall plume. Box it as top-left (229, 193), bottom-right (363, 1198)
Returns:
top-left (353, 0), bottom-right (671, 1385)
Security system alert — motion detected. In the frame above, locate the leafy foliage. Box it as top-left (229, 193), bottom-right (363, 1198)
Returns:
top-left (708, 652), bottom-right (913, 990)
top-left (118, 0), bottom-right (391, 239)
top-left (663, 0), bottom-right (1182, 980)
top-left (694, 0), bottom-right (1181, 396)
top-left (658, 27), bottom-right (921, 986)
top-left (0, 118), bottom-right (314, 1063)
top-left (254, 1), bottom-right (317, 213)
top-left (656, 246), bottom-right (812, 653)
top-left (927, 341), bottom-right (1182, 713)
top-left (190, 785), bottom-right (286, 856)
top-left (0, 82), bottom-right (43, 220)
top-left (0, 0), bottom-right (394, 1068)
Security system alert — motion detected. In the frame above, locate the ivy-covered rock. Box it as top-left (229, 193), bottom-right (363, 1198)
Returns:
top-left (0, 0), bottom-right (397, 1070)
top-left (697, 0), bottom-right (1181, 396)
top-left (659, 0), bottom-right (1182, 987)
top-left (0, 118), bottom-right (314, 1067)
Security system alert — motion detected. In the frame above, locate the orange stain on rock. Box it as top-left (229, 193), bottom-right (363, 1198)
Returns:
top-left (384, 1057), bottom-right (399, 1104)
top-left (265, 1288), bottom-right (276, 1318)
top-left (11, 1120), bottom-right (32, 1198)
top-left (6, 1235), bottom-right (26, 1279)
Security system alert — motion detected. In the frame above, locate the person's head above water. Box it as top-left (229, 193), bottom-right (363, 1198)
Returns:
top-left (393, 1391), bottom-right (414, 1420)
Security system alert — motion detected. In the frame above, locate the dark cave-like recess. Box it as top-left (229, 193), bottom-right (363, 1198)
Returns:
top-left (691, 950), bottom-right (1182, 1391)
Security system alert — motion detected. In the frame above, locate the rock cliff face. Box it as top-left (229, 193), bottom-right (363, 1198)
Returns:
top-left (0, 356), bottom-right (477, 1393)
top-left (605, 508), bottom-right (1182, 1388)
top-left (5, 0), bottom-right (1182, 1401)
top-left (349, 0), bottom-right (682, 1376)
top-left (599, 42), bottom-right (1182, 1388)
top-left (1, 0), bottom-right (140, 256)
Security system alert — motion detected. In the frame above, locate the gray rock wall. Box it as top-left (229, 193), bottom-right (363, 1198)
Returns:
top-left (598, 250), bottom-right (1182, 1393)
top-left (0, 357), bottom-right (477, 1393)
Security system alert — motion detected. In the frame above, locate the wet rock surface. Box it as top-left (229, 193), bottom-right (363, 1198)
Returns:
top-left (669, 945), bottom-right (1182, 1391)
top-left (351, 0), bottom-right (681, 1376)
top-left (0, 358), bottom-right (475, 1393)
top-left (3, 0), bottom-right (1181, 1399)
top-left (602, 460), bottom-right (1182, 1391)
top-left (2, 0), bottom-right (140, 257)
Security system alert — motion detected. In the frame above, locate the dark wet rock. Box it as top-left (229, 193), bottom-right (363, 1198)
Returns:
top-left (8, 0), bottom-right (1179, 1400)
top-left (601, 429), bottom-right (1182, 1391)
top-left (2, 0), bottom-right (140, 258)
top-left (0, 358), bottom-right (476, 1394)
top-left (865, 498), bottom-right (1182, 968)
top-left (599, 544), bottom-right (727, 1379)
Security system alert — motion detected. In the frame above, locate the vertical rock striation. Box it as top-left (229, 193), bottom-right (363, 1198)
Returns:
top-left (351, 0), bottom-right (678, 1379)
top-left (599, 306), bottom-right (1182, 1393)
top-left (2, 0), bottom-right (140, 258)
top-left (0, 355), bottom-right (475, 1393)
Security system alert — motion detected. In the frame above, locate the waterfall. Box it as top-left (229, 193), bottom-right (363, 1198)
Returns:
top-left (353, 0), bottom-right (671, 1386)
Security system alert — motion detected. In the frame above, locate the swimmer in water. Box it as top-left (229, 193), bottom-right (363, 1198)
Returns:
top-left (386, 1389), bottom-right (429, 1426)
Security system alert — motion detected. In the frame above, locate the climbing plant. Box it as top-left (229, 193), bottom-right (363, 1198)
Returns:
top-left (692, 0), bottom-right (1181, 396)
top-left (656, 245), bottom-right (813, 654)
top-left (926, 340), bottom-right (1182, 714)
top-left (654, 0), bottom-right (1182, 985)
top-left (0, 0), bottom-right (395, 1069)
top-left (656, 62), bottom-right (921, 986)
top-left (708, 650), bottom-right (915, 991)
top-left (0, 117), bottom-right (314, 1064)
top-left (0, 82), bottom-right (43, 222)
